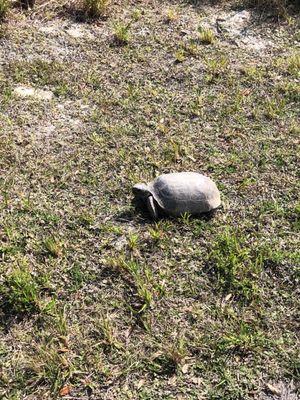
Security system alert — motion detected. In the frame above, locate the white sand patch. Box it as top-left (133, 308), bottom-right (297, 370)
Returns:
top-left (14, 85), bottom-right (54, 100)
top-left (202, 9), bottom-right (274, 52)
top-left (217, 10), bottom-right (252, 36)
top-left (39, 25), bottom-right (58, 35)
top-left (67, 26), bottom-right (85, 38)
top-left (66, 24), bottom-right (95, 39)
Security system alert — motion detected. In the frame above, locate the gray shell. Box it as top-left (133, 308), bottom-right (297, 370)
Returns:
top-left (146, 172), bottom-right (221, 217)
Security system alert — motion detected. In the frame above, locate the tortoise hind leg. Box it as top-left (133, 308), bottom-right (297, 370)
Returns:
top-left (146, 196), bottom-right (158, 220)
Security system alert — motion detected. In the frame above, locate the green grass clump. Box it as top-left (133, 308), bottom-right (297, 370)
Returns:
top-left (0, 0), bottom-right (10, 20)
top-left (208, 230), bottom-right (262, 302)
top-left (164, 8), bottom-right (179, 23)
top-left (113, 21), bottom-right (131, 45)
top-left (83, 0), bottom-right (110, 18)
top-left (198, 26), bottom-right (216, 44)
top-left (43, 237), bottom-right (63, 257)
top-left (1, 266), bottom-right (40, 314)
top-left (287, 53), bottom-right (300, 76)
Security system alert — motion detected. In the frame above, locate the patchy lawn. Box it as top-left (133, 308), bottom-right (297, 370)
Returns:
top-left (0, 1), bottom-right (299, 399)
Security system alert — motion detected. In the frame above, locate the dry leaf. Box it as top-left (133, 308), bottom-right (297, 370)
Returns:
top-left (242, 89), bottom-right (251, 96)
top-left (168, 375), bottom-right (177, 386)
top-left (151, 351), bottom-right (163, 360)
top-left (181, 364), bottom-right (189, 374)
top-left (58, 347), bottom-right (69, 353)
top-left (59, 385), bottom-right (71, 396)
top-left (266, 383), bottom-right (281, 396)
top-left (61, 357), bottom-right (69, 367)
top-left (224, 293), bottom-right (232, 302)
top-left (136, 379), bottom-right (145, 389)
top-left (58, 336), bottom-right (69, 347)
top-left (190, 377), bottom-right (202, 386)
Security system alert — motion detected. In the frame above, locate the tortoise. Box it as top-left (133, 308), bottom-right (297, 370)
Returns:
top-left (133, 172), bottom-right (221, 219)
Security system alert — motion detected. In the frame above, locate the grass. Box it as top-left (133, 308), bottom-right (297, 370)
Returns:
top-left (43, 236), bottom-right (63, 257)
top-left (208, 229), bottom-right (262, 302)
top-left (198, 26), bottom-right (216, 45)
top-left (113, 20), bottom-right (131, 45)
top-left (150, 337), bottom-right (187, 376)
top-left (0, 0), bottom-right (299, 399)
top-left (286, 53), bottom-right (300, 76)
top-left (0, 259), bottom-right (56, 316)
top-left (0, 0), bottom-right (9, 20)
top-left (164, 7), bottom-right (179, 23)
top-left (96, 312), bottom-right (123, 349)
top-left (82, 0), bottom-right (110, 18)
top-left (1, 264), bottom-right (40, 314)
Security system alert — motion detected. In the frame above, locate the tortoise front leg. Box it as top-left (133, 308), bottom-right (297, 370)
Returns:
top-left (146, 196), bottom-right (158, 220)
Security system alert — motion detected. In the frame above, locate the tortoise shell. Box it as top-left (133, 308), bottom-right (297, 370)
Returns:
top-left (135, 172), bottom-right (221, 217)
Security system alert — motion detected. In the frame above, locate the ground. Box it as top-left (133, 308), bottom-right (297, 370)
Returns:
top-left (0, 1), bottom-right (299, 399)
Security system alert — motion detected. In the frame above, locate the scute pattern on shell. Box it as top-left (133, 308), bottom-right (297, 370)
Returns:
top-left (148, 172), bottom-right (221, 217)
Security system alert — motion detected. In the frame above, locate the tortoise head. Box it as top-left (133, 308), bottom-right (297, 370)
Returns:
top-left (133, 183), bottom-right (158, 219)
top-left (132, 183), bottom-right (152, 199)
